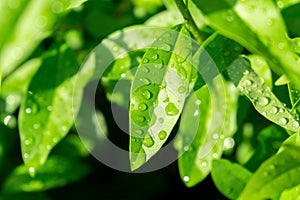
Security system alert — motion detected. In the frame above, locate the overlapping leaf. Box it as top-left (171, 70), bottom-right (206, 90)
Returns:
top-left (192, 0), bottom-right (300, 90)
top-left (18, 45), bottom-right (82, 170)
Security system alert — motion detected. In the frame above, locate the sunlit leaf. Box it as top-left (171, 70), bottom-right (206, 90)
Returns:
top-left (239, 133), bottom-right (300, 199)
top-left (280, 184), bottom-right (300, 200)
top-left (129, 25), bottom-right (195, 170)
top-left (2, 155), bottom-right (90, 193)
top-left (228, 57), bottom-right (300, 132)
top-left (192, 0), bottom-right (300, 90)
top-left (18, 44), bottom-right (82, 169)
top-left (212, 159), bottom-right (252, 200)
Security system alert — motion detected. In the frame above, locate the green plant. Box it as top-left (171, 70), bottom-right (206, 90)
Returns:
top-left (1, 0), bottom-right (300, 199)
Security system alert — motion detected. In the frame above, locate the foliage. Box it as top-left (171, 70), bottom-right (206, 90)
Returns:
top-left (1, 0), bottom-right (300, 199)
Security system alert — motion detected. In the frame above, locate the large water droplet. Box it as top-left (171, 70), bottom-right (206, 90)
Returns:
top-left (142, 89), bottom-right (152, 100)
top-left (139, 77), bottom-right (151, 85)
top-left (158, 130), bottom-right (167, 140)
top-left (24, 137), bottom-right (33, 146)
top-left (226, 14), bottom-right (234, 22)
top-left (143, 135), bottom-right (154, 147)
top-left (278, 117), bottom-right (288, 125)
top-left (257, 97), bottom-right (270, 106)
top-left (201, 161), bottom-right (208, 167)
top-left (165, 103), bottom-right (179, 116)
top-left (290, 121), bottom-right (300, 128)
top-left (152, 53), bottom-right (159, 60)
top-left (135, 129), bottom-right (143, 136)
top-left (155, 63), bottom-right (164, 69)
top-left (178, 86), bottom-right (186, 94)
top-left (270, 106), bottom-right (279, 114)
top-left (138, 103), bottom-right (148, 111)
top-left (136, 115), bottom-right (146, 123)
top-left (160, 43), bottom-right (171, 51)
top-left (25, 102), bottom-right (39, 114)
top-left (143, 58), bottom-right (149, 63)
top-left (29, 167), bottom-right (36, 177)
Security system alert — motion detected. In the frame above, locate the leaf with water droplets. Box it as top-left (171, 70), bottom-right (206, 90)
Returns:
top-left (175, 75), bottom-right (239, 187)
top-left (191, 0), bottom-right (300, 90)
top-left (228, 57), bottom-right (300, 132)
top-left (211, 159), bottom-right (252, 200)
top-left (289, 83), bottom-right (300, 116)
top-left (18, 45), bottom-right (83, 169)
top-left (0, 58), bottom-right (41, 114)
top-left (129, 25), bottom-right (194, 170)
top-left (239, 133), bottom-right (300, 199)
top-left (2, 155), bottom-right (90, 193)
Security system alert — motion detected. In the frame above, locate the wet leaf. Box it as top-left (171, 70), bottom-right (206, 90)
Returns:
top-left (18, 44), bottom-right (82, 169)
top-left (212, 159), bottom-right (252, 200)
top-left (228, 57), bottom-right (300, 133)
top-left (239, 133), bottom-right (300, 199)
top-left (129, 25), bottom-right (194, 170)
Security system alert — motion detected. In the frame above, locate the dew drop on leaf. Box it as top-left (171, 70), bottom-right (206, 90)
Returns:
top-left (183, 176), bottom-right (190, 182)
top-left (139, 78), bottom-right (151, 85)
top-left (201, 161), bottom-right (208, 167)
top-left (158, 130), bottom-right (167, 140)
top-left (136, 115), bottom-right (146, 123)
top-left (151, 53), bottom-right (159, 60)
top-left (270, 106), bottom-right (279, 114)
top-left (160, 43), bottom-right (171, 51)
top-left (142, 89), bottom-right (152, 100)
top-left (165, 103), bottom-right (179, 116)
top-left (141, 66), bottom-right (150, 73)
top-left (143, 58), bottom-right (149, 63)
top-left (138, 103), bottom-right (148, 111)
top-left (158, 117), bottom-right (164, 123)
top-left (143, 135), bottom-right (154, 147)
top-left (290, 121), bottom-right (300, 128)
top-left (278, 117), bottom-right (288, 125)
top-left (257, 97), bottom-right (270, 106)
top-left (178, 86), bottom-right (186, 94)
top-left (28, 167), bottom-right (36, 177)
top-left (135, 129), bottom-right (143, 136)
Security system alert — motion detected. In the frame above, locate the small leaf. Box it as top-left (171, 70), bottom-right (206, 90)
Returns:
top-left (212, 159), bottom-right (252, 200)
top-left (275, 74), bottom-right (290, 86)
top-left (68, 0), bottom-right (88, 9)
top-left (129, 25), bottom-right (194, 170)
top-left (18, 45), bottom-right (82, 169)
top-left (239, 133), bottom-right (300, 200)
top-left (228, 57), bottom-right (300, 132)
top-left (2, 155), bottom-right (90, 193)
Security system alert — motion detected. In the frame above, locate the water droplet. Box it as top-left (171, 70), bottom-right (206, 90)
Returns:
top-left (142, 89), bottom-right (152, 100)
top-left (143, 58), bottom-right (149, 63)
top-left (257, 97), bottom-right (270, 106)
top-left (152, 53), bottom-right (159, 60)
top-left (47, 106), bottom-right (53, 111)
top-left (3, 115), bottom-right (12, 126)
top-left (193, 110), bottom-right (199, 117)
top-left (213, 133), bottom-right (219, 140)
top-left (226, 15), bottom-right (234, 22)
top-left (195, 100), bottom-right (201, 105)
top-left (160, 43), bottom-right (171, 51)
top-left (183, 176), bottom-right (190, 182)
top-left (178, 86), bottom-right (186, 94)
top-left (25, 108), bottom-right (32, 114)
top-left (25, 103), bottom-right (39, 114)
top-left (52, 137), bottom-right (58, 143)
top-left (277, 42), bottom-right (285, 49)
top-left (24, 138), bottom-right (33, 146)
top-left (121, 73), bottom-right (126, 78)
top-left (138, 103), bottom-right (148, 111)
top-left (35, 15), bottom-right (47, 28)
top-left (135, 129), bottom-right (143, 136)
top-left (29, 167), bottom-right (36, 177)
top-left (270, 106), bottom-right (279, 114)
top-left (131, 138), bottom-right (136, 142)
top-left (290, 121), bottom-right (299, 128)
top-left (165, 103), bottom-right (179, 116)
top-left (139, 77), bottom-right (151, 85)
top-left (243, 70), bottom-right (249, 75)
top-left (52, 1), bottom-right (64, 13)
top-left (143, 136), bottom-right (154, 147)
top-left (223, 137), bottom-right (235, 150)
top-left (155, 63), bottom-right (164, 69)
top-left (62, 126), bottom-right (68, 132)
top-left (136, 115), bottom-right (146, 123)
top-left (278, 117), bottom-right (288, 125)
top-left (142, 66), bottom-right (150, 73)
top-left (158, 118), bottom-right (164, 123)
top-left (213, 153), bottom-right (218, 158)
top-left (201, 161), bottom-right (208, 167)
top-left (158, 130), bottom-right (167, 140)
top-left (277, 1), bottom-right (284, 8)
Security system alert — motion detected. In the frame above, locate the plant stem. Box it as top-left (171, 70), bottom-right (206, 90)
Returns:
top-left (174, 0), bottom-right (205, 44)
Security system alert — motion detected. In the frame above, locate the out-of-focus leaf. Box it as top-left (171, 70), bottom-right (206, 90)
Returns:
top-left (239, 133), bottom-right (300, 199)
top-left (176, 75), bottom-right (238, 187)
top-left (247, 54), bottom-right (272, 89)
top-left (2, 155), bottom-right (90, 193)
top-left (281, 3), bottom-right (300, 37)
top-left (212, 159), bottom-right (252, 200)
top-left (228, 57), bottom-right (300, 132)
top-left (192, 0), bottom-right (300, 90)
top-left (280, 184), bottom-right (300, 200)
top-left (0, 0), bottom-right (79, 78)
top-left (0, 58), bottom-right (41, 113)
top-left (18, 45), bottom-right (82, 170)
top-left (145, 10), bottom-right (183, 27)
top-left (274, 0), bottom-right (300, 9)
top-left (244, 125), bottom-right (289, 172)
top-left (129, 25), bottom-right (194, 170)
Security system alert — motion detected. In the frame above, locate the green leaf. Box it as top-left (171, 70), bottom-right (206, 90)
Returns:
top-left (68, 0), bottom-right (88, 9)
top-left (176, 75), bottom-right (238, 187)
top-left (212, 159), bottom-right (252, 200)
top-left (129, 25), bottom-right (194, 170)
top-left (18, 44), bottom-right (82, 169)
top-left (0, 0), bottom-right (77, 78)
top-left (239, 133), bottom-right (300, 200)
top-left (274, 0), bottom-right (300, 9)
top-left (280, 184), bottom-right (300, 200)
top-left (2, 155), bottom-right (90, 193)
top-left (228, 57), bottom-right (300, 132)
top-left (192, 0), bottom-right (300, 90)
top-left (288, 83), bottom-right (300, 115)
top-left (244, 125), bottom-right (289, 172)
top-left (282, 4), bottom-right (300, 37)
top-left (0, 58), bottom-right (41, 113)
